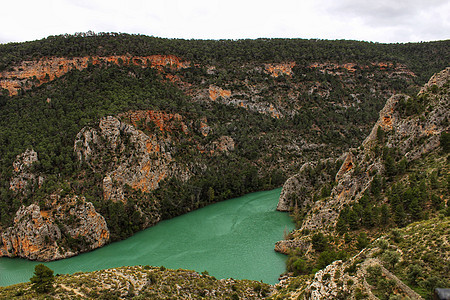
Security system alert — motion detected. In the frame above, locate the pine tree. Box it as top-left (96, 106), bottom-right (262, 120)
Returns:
top-left (30, 264), bottom-right (54, 293)
top-left (381, 204), bottom-right (390, 225)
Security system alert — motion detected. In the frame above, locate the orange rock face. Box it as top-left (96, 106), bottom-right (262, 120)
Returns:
top-left (118, 110), bottom-right (188, 134)
top-left (199, 118), bottom-right (210, 137)
top-left (309, 62), bottom-right (357, 74)
top-left (309, 62), bottom-right (415, 77)
top-left (382, 115), bottom-right (393, 129)
top-left (335, 153), bottom-right (354, 181)
top-left (341, 63), bottom-right (357, 72)
top-left (265, 62), bottom-right (296, 77)
top-left (0, 55), bottom-right (190, 96)
top-left (209, 85), bottom-right (231, 101)
top-left (75, 114), bottom-right (191, 202)
top-left (0, 196), bottom-right (109, 261)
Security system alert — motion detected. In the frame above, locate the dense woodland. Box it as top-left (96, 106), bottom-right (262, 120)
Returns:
top-left (0, 33), bottom-right (449, 243)
top-left (1, 32), bottom-right (448, 82)
top-left (283, 81), bottom-right (450, 299)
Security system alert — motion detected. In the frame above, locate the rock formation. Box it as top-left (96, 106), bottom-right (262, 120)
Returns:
top-left (0, 55), bottom-right (190, 95)
top-left (309, 61), bottom-right (415, 77)
top-left (265, 62), bottom-right (296, 77)
top-left (74, 113), bottom-right (191, 203)
top-left (209, 85), bottom-right (232, 101)
top-left (9, 149), bottom-right (44, 193)
top-left (273, 216), bottom-right (448, 299)
top-left (277, 160), bottom-right (336, 212)
top-left (276, 67), bottom-right (450, 253)
top-left (0, 195), bottom-right (109, 261)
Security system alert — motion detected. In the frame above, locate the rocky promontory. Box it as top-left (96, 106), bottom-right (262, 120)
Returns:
top-left (276, 67), bottom-right (450, 253)
top-left (0, 195), bottom-right (109, 261)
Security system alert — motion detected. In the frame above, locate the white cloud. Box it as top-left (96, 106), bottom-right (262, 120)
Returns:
top-left (0, 0), bottom-right (448, 44)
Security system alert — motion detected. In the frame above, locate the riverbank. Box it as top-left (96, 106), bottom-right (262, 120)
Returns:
top-left (0, 188), bottom-right (293, 286)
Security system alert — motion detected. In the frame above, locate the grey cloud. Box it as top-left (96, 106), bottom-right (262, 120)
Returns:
top-left (324, 0), bottom-right (448, 25)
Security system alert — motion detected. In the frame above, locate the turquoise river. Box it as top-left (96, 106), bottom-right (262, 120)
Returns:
top-left (0, 188), bottom-right (294, 287)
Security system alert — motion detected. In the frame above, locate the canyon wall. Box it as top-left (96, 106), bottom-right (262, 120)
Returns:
top-left (0, 55), bottom-right (190, 95)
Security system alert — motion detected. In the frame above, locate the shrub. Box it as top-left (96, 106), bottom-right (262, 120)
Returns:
top-left (356, 232), bottom-right (369, 250)
top-left (376, 239), bottom-right (389, 250)
top-left (382, 250), bottom-right (400, 269)
top-left (440, 132), bottom-right (450, 153)
top-left (311, 232), bottom-right (329, 252)
top-left (366, 265), bottom-right (382, 285)
top-left (317, 250), bottom-right (348, 269)
top-left (407, 264), bottom-right (422, 286)
top-left (287, 257), bottom-right (312, 276)
top-left (390, 229), bottom-right (403, 243)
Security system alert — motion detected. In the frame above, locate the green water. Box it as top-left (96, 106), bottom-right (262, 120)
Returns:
top-left (0, 188), bottom-right (293, 286)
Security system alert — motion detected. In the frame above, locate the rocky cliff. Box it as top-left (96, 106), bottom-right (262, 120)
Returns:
top-left (0, 194), bottom-right (109, 261)
top-left (74, 113), bottom-right (192, 202)
top-left (1, 50), bottom-right (417, 122)
top-left (9, 149), bottom-right (44, 193)
top-left (276, 159), bottom-right (339, 212)
top-left (271, 68), bottom-right (449, 299)
top-left (0, 35), bottom-right (446, 264)
top-left (0, 107), bottom-right (240, 260)
top-left (276, 67), bottom-right (450, 253)
top-left (0, 55), bottom-right (190, 96)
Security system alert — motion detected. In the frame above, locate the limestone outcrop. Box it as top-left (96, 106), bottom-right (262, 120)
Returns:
top-left (0, 55), bottom-right (190, 95)
top-left (277, 161), bottom-right (336, 212)
top-left (276, 67), bottom-right (450, 253)
top-left (196, 85), bottom-right (283, 119)
top-left (75, 113), bottom-right (191, 203)
top-left (209, 85), bottom-right (232, 101)
top-left (0, 195), bottom-right (109, 261)
top-left (9, 149), bottom-right (44, 193)
top-left (309, 61), bottom-right (415, 77)
top-left (265, 62), bottom-right (296, 77)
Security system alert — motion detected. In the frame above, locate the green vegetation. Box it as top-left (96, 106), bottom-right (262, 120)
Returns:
top-left (372, 217), bottom-right (450, 299)
top-left (1, 32), bottom-right (448, 82)
top-left (441, 131), bottom-right (450, 153)
top-left (0, 63), bottom-right (288, 240)
top-left (279, 68), bottom-right (448, 299)
top-left (278, 216), bottom-right (449, 300)
top-left (0, 265), bottom-right (272, 299)
top-left (336, 149), bottom-right (448, 236)
top-left (286, 232), bottom-right (349, 277)
top-left (30, 264), bottom-right (54, 294)
top-left (0, 33), bottom-right (448, 275)
top-left (1, 34), bottom-right (445, 242)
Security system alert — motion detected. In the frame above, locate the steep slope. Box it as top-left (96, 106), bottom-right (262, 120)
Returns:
top-left (271, 216), bottom-right (449, 299)
top-left (0, 34), bottom-right (448, 260)
top-left (273, 68), bottom-right (449, 298)
top-left (0, 55), bottom-right (189, 96)
top-left (0, 195), bottom-right (109, 261)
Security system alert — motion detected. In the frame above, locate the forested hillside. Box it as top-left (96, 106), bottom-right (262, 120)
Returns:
top-left (0, 33), bottom-right (448, 260)
top-left (273, 68), bottom-right (449, 299)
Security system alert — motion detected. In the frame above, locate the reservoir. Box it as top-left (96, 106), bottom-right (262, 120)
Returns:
top-left (0, 188), bottom-right (293, 286)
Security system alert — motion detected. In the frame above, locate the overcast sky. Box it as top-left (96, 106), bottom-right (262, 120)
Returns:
top-left (1, 0), bottom-right (449, 44)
